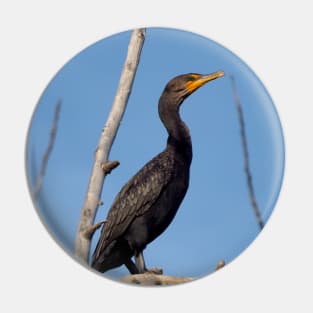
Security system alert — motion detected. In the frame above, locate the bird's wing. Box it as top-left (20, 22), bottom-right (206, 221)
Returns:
top-left (93, 151), bottom-right (174, 259)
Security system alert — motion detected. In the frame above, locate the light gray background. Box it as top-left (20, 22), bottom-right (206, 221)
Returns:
top-left (1, 1), bottom-right (312, 312)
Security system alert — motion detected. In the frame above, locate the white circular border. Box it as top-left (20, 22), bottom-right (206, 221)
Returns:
top-left (1, 1), bottom-right (312, 312)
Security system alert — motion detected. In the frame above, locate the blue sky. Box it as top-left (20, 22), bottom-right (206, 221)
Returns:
top-left (26, 28), bottom-right (284, 279)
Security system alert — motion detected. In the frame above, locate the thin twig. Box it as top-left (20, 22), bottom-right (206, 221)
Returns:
top-left (33, 100), bottom-right (61, 199)
top-left (83, 220), bottom-right (106, 240)
top-left (215, 260), bottom-right (225, 271)
top-left (230, 75), bottom-right (264, 230)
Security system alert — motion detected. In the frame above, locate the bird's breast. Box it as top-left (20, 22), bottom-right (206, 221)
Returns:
top-left (145, 158), bottom-right (190, 240)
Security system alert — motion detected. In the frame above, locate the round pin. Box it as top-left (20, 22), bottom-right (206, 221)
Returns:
top-left (26, 27), bottom-right (284, 286)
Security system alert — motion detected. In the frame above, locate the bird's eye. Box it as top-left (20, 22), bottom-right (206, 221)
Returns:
top-left (186, 75), bottom-right (198, 82)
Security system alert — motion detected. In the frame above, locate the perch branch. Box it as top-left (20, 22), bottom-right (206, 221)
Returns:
top-left (121, 273), bottom-right (194, 286)
top-left (121, 259), bottom-right (226, 285)
top-left (230, 75), bottom-right (264, 230)
top-left (75, 28), bottom-right (146, 262)
top-left (33, 100), bottom-right (61, 199)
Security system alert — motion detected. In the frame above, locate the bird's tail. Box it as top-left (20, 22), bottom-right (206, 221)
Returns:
top-left (91, 239), bottom-right (133, 273)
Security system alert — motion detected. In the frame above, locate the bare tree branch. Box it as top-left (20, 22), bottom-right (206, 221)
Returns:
top-left (120, 273), bottom-right (194, 286)
top-left (75, 28), bottom-right (146, 262)
top-left (230, 75), bottom-right (264, 230)
top-left (120, 259), bottom-right (226, 285)
top-left (33, 100), bottom-right (61, 199)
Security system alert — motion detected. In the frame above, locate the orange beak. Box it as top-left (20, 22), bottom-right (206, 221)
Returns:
top-left (186, 71), bottom-right (224, 95)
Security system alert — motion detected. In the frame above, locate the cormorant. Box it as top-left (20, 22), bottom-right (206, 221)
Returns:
top-left (92, 71), bottom-right (224, 274)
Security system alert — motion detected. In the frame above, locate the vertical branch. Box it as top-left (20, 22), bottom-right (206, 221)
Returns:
top-left (230, 75), bottom-right (264, 230)
top-left (33, 100), bottom-right (61, 199)
top-left (75, 28), bottom-right (146, 262)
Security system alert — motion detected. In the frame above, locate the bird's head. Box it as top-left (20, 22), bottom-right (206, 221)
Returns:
top-left (162, 71), bottom-right (225, 104)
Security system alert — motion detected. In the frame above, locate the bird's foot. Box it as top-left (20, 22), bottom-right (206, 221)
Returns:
top-left (135, 252), bottom-right (163, 275)
top-left (145, 267), bottom-right (163, 275)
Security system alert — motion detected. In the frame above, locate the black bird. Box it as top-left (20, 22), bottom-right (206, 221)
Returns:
top-left (92, 71), bottom-right (224, 274)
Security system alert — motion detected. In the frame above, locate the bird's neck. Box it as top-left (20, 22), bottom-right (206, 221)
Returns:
top-left (158, 97), bottom-right (192, 161)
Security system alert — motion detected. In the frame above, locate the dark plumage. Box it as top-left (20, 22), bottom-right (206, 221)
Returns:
top-left (91, 71), bottom-right (224, 274)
